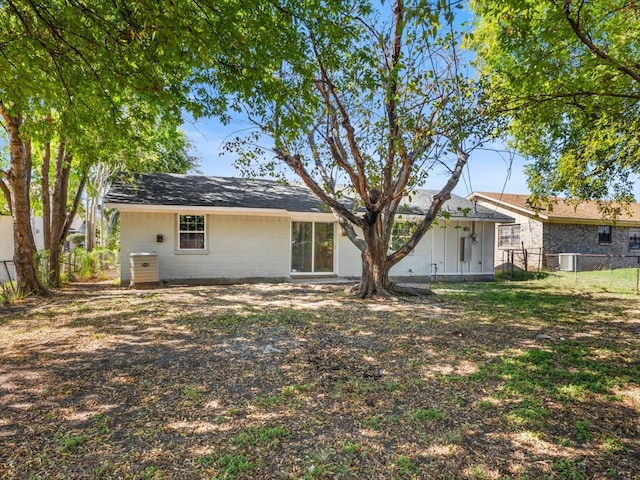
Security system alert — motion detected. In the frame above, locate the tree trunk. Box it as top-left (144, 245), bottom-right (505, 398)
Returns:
top-left (40, 142), bottom-right (53, 283)
top-left (41, 143), bottom-right (52, 253)
top-left (47, 154), bottom-right (86, 287)
top-left (47, 142), bottom-right (69, 287)
top-left (0, 105), bottom-right (48, 296)
top-left (85, 194), bottom-right (96, 252)
top-left (355, 222), bottom-right (393, 298)
top-left (358, 248), bottom-right (392, 297)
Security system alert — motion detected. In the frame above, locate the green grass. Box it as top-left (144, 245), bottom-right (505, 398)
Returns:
top-left (573, 420), bottom-right (594, 442)
top-left (233, 425), bottom-right (289, 447)
top-left (552, 458), bottom-right (586, 480)
top-left (197, 451), bottom-right (254, 479)
top-left (485, 342), bottom-right (637, 402)
top-left (57, 433), bottom-right (85, 452)
top-left (408, 408), bottom-right (446, 423)
top-left (394, 455), bottom-right (420, 478)
top-left (534, 267), bottom-right (640, 294)
top-left (256, 382), bottom-right (313, 408)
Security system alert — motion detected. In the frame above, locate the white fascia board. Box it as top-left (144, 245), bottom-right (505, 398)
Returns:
top-left (288, 211), bottom-right (337, 222)
top-left (104, 203), bottom-right (290, 217)
top-left (468, 216), bottom-right (516, 224)
top-left (400, 213), bottom-right (513, 224)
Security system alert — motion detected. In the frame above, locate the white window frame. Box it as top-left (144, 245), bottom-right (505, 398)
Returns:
top-left (498, 224), bottom-right (521, 248)
top-left (290, 221), bottom-right (335, 274)
top-left (177, 214), bottom-right (206, 251)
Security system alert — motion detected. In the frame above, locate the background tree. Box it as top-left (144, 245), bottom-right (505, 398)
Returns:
top-left (0, 0), bottom-right (196, 294)
top-left (471, 0), bottom-right (640, 211)
top-left (0, 0), bottom-right (317, 295)
top-left (226, 0), bottom-right (493, 297)
top-left (84, 118), bottom-right (199, 255)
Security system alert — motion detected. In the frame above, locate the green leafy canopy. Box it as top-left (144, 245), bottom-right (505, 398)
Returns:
top-left (471, 0), bottom-right (640, 205)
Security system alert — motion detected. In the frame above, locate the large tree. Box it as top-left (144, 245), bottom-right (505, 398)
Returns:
top-left (24, 111), bottom-right (198, 287)
top-left (0, 0), bottom-right (316, 295)
top-left (226, 0), bottom-right (493, 297)
top-left (471, 0), bottom-right (640, 208)
top-left (0, 0), bottom-right (195, 294)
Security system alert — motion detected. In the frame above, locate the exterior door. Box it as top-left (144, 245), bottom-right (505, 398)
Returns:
top-left (291, 221), bottom-right (334, 273)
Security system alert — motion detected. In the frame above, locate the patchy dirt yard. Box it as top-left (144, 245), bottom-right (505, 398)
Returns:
top-left (1, 281), bottom-right (639, 479)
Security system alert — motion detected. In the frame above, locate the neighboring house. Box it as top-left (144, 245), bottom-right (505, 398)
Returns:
top-left (0, 215), bottom-right (13, 261)
top-left (0, 215), bottom-right (12, 283)
top-left (104, 174), bottom-right (513, 286)
top-left (1, 215), bottom-right (45, 282)
top-left (468, 192), bottom-right (640, 270)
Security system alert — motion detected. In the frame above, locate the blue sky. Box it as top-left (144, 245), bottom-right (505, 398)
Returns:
top-left (181, 115), bottom-right (532, 196)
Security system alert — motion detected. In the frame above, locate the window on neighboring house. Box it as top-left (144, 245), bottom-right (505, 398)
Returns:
top-left (498, 224), bottom-right (520, 248)
top-left (291, 221), bottom-right (334, 273)
top-left (598, 225), bottom-right (612, 244)
top-left (629, 227), bottom-right (640, 250)
top-left (178, 214), bottom-right (205, 249)
top-left (391, 222), bottom-right (418, 251)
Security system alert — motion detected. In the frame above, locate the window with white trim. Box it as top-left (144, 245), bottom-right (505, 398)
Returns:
top-left (178, 214), bottom-right (205, 249)
top-left (391, 222), bottom-right (417, 251)
top-left (498, 224), bottom-right (520, 248)
top-left (629, 227), bottom-right (640, 250)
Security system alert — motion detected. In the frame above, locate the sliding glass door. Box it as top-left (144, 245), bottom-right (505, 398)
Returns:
top-left (291, 222), bottom-right (334, 273)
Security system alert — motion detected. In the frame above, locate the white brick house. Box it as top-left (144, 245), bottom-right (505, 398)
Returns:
top-left (105, 174), bottom-right (512, 286)
top-left (1, 215), bottom-right (47, 282)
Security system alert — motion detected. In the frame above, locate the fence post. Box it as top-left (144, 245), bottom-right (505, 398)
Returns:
top-left (574, 254), bottom-right (578, 285)
top-left (510, 250), bottom-right (514, 278)
top-left (1, 260), bottom-right (16, 298)
top-left (636, 256), bottom-right (640, 295)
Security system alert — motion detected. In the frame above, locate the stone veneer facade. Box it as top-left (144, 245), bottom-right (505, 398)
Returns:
top-left (543, 223), bottom-right (631, 255)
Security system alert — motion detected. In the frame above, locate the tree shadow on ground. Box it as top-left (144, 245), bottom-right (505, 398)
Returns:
top-left (0, 282), bottom-right (638, 479)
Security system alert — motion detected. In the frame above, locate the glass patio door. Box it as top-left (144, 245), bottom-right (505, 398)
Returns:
top-left (291, 222), bottom-right (334, 273)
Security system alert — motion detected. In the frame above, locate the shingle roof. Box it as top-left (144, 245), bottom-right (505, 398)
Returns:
top-left (105, 174), bottom-right (512, 221)
top-left (472, 192), bottom-right (640, 222)
top-left (105, 174), bottom-right (332, 213)
top-left (395, 189), bottom-right (511, 220)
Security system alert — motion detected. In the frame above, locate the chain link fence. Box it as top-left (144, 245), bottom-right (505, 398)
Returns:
top-left (1, 249), bottom-right (119, 302)
top-left (499, 249), bottom-right (640, 294)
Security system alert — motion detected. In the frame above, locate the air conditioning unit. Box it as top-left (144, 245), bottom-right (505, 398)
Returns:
top-left (558, 253), bottom-right (578, 272)
top-left (130, 252), bottom-right (159, 286)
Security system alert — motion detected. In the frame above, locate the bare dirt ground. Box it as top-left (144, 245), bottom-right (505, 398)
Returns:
top-left (0, 281), bottom-right (638, 479)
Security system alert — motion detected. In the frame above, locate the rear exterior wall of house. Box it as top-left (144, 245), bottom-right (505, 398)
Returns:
top-left (118, 211), bottom-right (498, 285)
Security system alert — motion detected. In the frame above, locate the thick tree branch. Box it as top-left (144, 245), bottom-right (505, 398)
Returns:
top-left (274, 148), bottom-right (365, 227)
top-left (562, 0), bottom-right (640, 84)
top-left (388, 146), bottom-right (468, 266)
top-left (309, 35), bottom-right (370, 204)
top-left (382, 0), bottom-right (405, 204)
